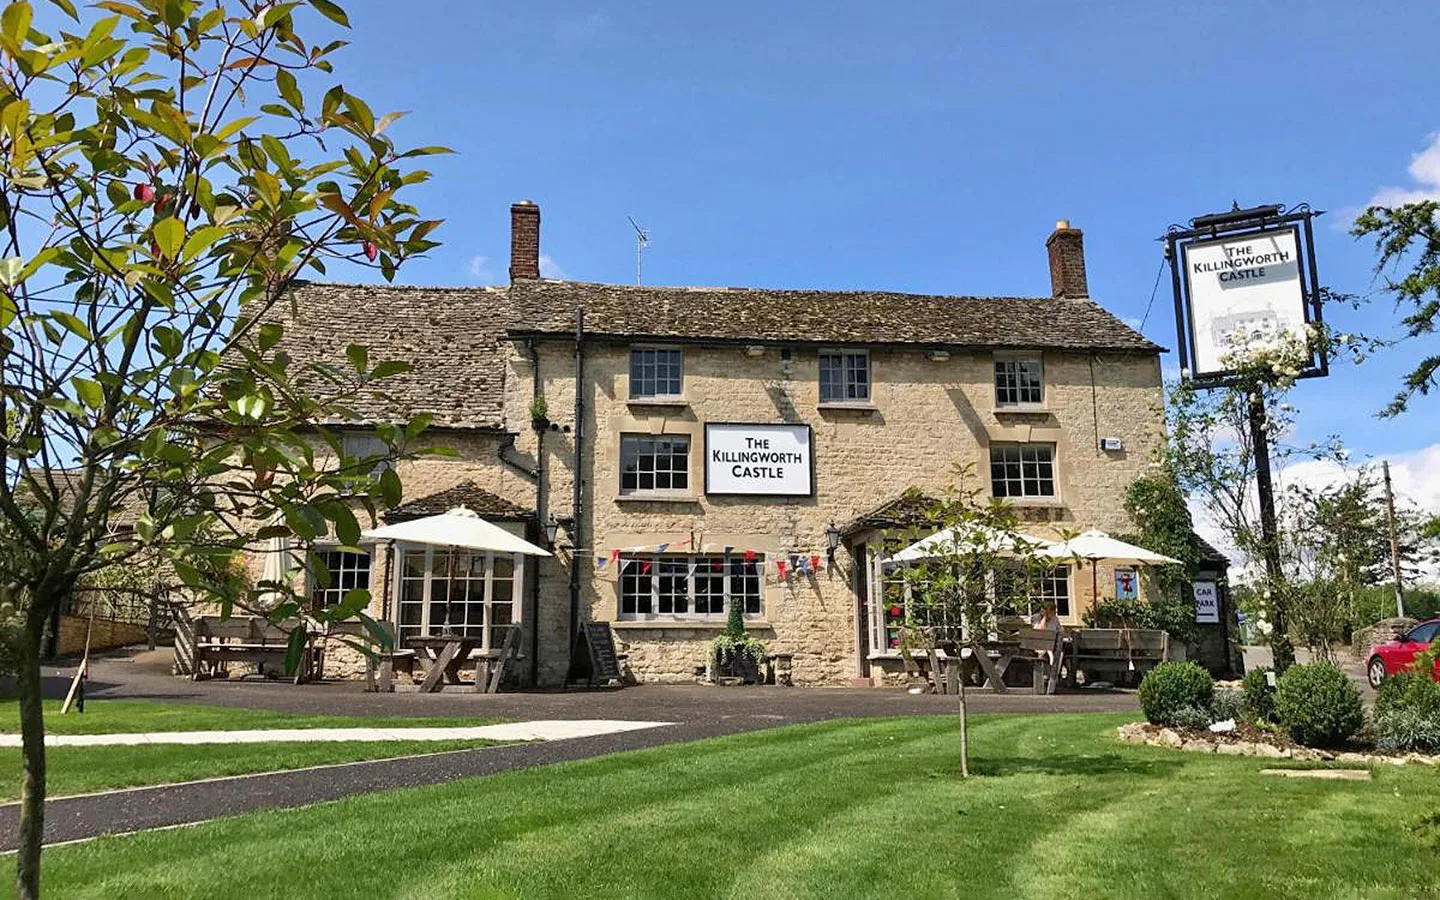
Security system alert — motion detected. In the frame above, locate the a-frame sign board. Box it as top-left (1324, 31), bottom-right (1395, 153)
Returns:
top-left (567, 621), bottom-right (623, 688)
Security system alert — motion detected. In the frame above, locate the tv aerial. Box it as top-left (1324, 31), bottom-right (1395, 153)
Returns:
top-left (627, 216), bottom-right (650, 285)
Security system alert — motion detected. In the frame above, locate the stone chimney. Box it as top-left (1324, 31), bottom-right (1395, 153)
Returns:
top-left (1045, 219), bottom-right (1088, 299)
top-left (509, 200), bottom-right (540, 281)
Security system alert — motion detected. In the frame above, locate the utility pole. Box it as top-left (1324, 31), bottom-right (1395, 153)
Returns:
top-left (1382, 460), bottom-right (1406, 618)
top-left (1249, 393), bottom-right (1293, 672)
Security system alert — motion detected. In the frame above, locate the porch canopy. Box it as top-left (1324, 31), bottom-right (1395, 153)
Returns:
top-left (361, 506), bottom-right (551, 557)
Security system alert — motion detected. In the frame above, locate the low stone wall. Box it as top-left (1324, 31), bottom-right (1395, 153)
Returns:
top-left (56, 615), bottom-right (148, 657)
top-left (1353, 617), bottom-right (1415, 656)
top-left (1115, 721), bottom-right (1440, 766)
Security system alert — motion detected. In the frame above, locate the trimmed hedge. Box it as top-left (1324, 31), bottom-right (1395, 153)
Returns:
top-left (1138, 661), bottom-right (1214, 727)
top-left (1273, 662), bottom-right (1364, 748)
top-left (1241, 666), bottom-right (1275, 723)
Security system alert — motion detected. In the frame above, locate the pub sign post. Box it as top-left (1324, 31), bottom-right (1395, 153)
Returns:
top-left (1164, 203), bottom-right (1327, 672)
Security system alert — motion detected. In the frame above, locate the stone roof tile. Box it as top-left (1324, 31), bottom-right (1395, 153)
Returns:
top-left (508, 280), bottom-right (1163, 352)
top-left (265, 282), bottom-right (512, 429)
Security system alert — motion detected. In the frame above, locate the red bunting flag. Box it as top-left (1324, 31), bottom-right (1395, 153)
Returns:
top-left (609, 548), bottom-right (621, 565)
top-left (640, 560), bottom-right (652, 575)
top-left (777, 560), bottom-right (788, 580)
top-left (744, 549), bottom-right (756, 563)
top-left (810, 554), bottom-right (822, 573)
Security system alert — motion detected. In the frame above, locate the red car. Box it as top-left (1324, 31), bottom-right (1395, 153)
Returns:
top-left (1367, 618), bottom-right (1440, 688)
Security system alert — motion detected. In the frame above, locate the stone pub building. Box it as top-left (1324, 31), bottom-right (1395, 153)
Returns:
top-left (271, 201), bottom-right (1175, 686)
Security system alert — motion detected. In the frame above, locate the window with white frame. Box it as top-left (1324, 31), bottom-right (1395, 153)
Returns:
top-left (309, 549), bottom-right (371, 607)
top-left (619, 434), bottom-right (690, 495)
top-left (989, 443), bottom-right (1056, 499)
top-left (819, 349), bottom-right (870, 403)
top-left (629, 347), bottom-right (683, 398)
top-left (994, 356), bottom-right (1043, 407)
top-left (619, 554), bottom-right (763, 620)
top-left (868, 549), bottom-right (1070, 655)
top-left (996, 563), bottom-right (1071, 618)
top-left (342, 432), bottom-right (393, 473)
top-left (395, 546), bottom-right (519, 649)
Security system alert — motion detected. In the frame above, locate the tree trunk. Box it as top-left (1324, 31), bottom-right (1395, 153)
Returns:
top-left (15, 609), bottom-right (48, 900)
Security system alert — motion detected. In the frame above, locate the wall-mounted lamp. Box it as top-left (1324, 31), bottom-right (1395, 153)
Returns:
top-left (926, 349), bottom-right (951, 362)
top-left (744, 345), bottom-right (766, 358)
top-left (825, 520), bottom-right (842, 564)
top-left (544, 514), bottom-right (576, 549)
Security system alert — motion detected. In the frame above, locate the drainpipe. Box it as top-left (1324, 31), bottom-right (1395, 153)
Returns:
top-left (527, 339), bottom-right (543, 686)
top-left (569, 309), bottom-right (585, 657)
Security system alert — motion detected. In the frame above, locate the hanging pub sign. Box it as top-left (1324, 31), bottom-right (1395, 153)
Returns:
top-left (704, 423), bottom-right (814, 497)
top-left (1165, 203), bottom-right (1328, 384)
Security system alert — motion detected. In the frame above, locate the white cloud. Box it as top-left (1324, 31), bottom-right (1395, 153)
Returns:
top-left (539, 254), bottom-right (567, 280)
top-left (1365, 132), bottom-right (1440, 208)
top-left (1191, 440), bottom-right (1440, 584)
top-left (467, 255), bottom-right (495, 283)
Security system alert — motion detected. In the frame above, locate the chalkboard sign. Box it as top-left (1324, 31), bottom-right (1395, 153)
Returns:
top-left (569, 621), bottom-right (622, 687)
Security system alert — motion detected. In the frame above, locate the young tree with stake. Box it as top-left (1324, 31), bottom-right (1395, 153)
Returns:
top-left (886, 474), bottom-right (1051, 778)
top-left (0, 2), bottom-right (448, 895)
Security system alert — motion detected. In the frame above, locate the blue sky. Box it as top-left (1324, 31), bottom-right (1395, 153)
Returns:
top-left (328, 2), bottom-right (1438, 507)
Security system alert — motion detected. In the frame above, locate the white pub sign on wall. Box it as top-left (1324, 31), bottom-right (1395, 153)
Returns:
top-left (704, 423), bottom-right (814, 497)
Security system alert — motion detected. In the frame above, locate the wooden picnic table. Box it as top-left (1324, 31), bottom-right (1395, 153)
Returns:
top-left (405, 628), bottom-right (522, 693)
top-left (406, 635), bottom-right (480, 693)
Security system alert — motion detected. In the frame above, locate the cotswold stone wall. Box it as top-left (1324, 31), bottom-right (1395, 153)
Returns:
top-left (519, 338), bottom-right (1165, 686)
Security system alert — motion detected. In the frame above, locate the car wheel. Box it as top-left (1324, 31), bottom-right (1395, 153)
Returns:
top-left (1367, 657), bottom-right (1388, 689)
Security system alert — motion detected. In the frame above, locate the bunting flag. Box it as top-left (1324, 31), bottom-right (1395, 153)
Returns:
top-left (744, 549), bottom-right (756, 563)
top-left (776, 559), bottom-right (788, 580)
top-left (656, 542), bottom-right (670, 553)
top-left (609, 548), bottom-right (621, 565)
top-left (640, 560), bottom-right (653, 575)
top-left (810, 554), bottom-right (822, 573)
top-left (596, 556), bottom-right (608, 570)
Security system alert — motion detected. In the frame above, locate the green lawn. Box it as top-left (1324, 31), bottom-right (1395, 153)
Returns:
top-left (0, 699), bottom-right (505, 801)
top-left (23, 713), bottom-right (1440, 899)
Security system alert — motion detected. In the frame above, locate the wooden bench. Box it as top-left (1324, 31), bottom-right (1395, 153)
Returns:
top-left (1016, 626), bottom-right (1064, 694)
top-left (1068, 628), bottom-right (1169, 687)
top-left (187, 616), bottom-right (316, 683)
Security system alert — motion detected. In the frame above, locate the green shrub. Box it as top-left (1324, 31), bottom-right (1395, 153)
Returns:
top-left (1211, 688), bottom-right (1244, 723)
top-left (1375, 708), bottom-right (1440, 752)
top-left (1241, 666), bottom-right (1276, 723)
top-left (1273, 662), bottom-right (1364, 747)
top-left (1171, 706), bottom-right (1214, 732)
top-left (1376, 670), bottom-right (1440, 717)
top-left (1138, 661), bottom-right (1214, 727)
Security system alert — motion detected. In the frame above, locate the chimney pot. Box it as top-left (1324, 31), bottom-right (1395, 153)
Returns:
top-left (1045, 220), bottom-right (1088, 299)
top-left (509, 200), bottom-right (541, 282)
